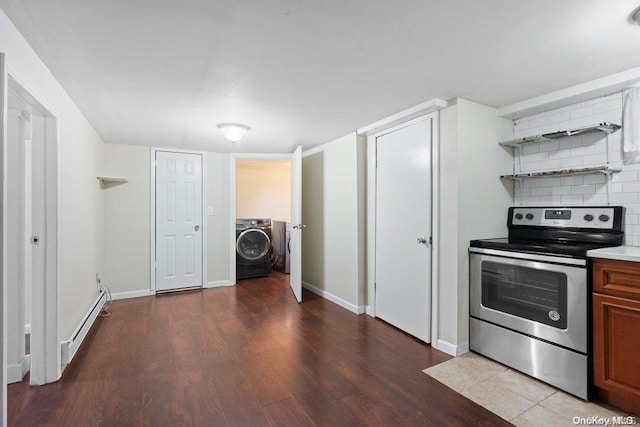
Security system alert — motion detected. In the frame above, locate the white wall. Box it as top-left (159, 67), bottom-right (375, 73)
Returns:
top-left (102, 144), bottom-right (150, 294)
top-left (0, 9), bottom-right (105, 340)
top-left (301, 152), bottom-right (324, 288)
top-left (438, 98), bottom-right (513, 353)
top-left (102, 144), bottom-right (231, 293)
top-left (236, 160), bottom-right (290, 222)
top-left (207, 152), bottom-right (231, 284)
top-left (301, 133), bottom-right (366, 310)
top-left (511, 92), bottom-right (640, 246)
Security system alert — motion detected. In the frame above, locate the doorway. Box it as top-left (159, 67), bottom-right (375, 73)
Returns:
top-left (151, 148), bottom-right (207, 292)
top-left (230, 147), bottom-right (302, 302)
top-left (371, 115), bottom-right (436, 343)
top-left (3, 63), bottom-right (61, 387)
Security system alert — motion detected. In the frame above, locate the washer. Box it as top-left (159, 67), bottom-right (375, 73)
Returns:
top-left (236, 218), bottom-right (272, 279)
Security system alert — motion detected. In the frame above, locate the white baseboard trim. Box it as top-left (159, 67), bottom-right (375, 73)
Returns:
top-left (435, 339), bottom-right (470, 357)
top-left (7, 355), bottom-right (30, 384)
top-left (61, 290), bottom-right (106, 367)
top-left (205, 280), bottom-right (234, 288)
top-left (302, 281), bottom-right (366, 315)
top-left (24, 324), bottom-right (31, 334)
top-left (365, 305), bottom-right (374, 317)
top-left (111, 289), bottom-right (155, 300)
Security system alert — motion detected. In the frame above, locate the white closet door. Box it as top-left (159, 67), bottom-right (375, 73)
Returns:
top-left (375, 118), bottom-right (432, 342)
top-left (156, 151), bottom-right (203, 291)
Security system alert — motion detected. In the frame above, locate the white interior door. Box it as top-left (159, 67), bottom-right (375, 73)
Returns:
top-left (289, 146), bottom-right (302, 302)
top-left (375, 118), bottom-right (432, 343)
top-left (155, 151), bottom-right (203, 292)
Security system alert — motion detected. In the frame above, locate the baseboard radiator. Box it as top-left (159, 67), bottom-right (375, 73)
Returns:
top-left (60, 290), bottom-right (106, 367)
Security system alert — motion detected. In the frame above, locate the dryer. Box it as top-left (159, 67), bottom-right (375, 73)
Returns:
top-left (272, 221), bottom-right (291, 274)
top-left (236, 219), bottom-right (272, 279)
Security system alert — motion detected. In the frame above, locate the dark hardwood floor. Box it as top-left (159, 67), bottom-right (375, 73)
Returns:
top-left (8, 272), bottom-right (509, 426)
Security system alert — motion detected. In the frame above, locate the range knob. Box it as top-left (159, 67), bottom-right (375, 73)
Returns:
top-left (599, 214), bottom-right (610, 222)
top-left (584, 214), bottom-right (594, 222)
top-left (525, 213), bottom-right (534, 220)
top-left (515, 213), bottom-right (523, 220)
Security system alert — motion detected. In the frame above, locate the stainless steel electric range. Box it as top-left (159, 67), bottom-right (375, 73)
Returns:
top-left (469, 206), bottom-right (624, 400)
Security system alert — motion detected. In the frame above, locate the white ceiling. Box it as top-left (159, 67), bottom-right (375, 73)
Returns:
top-left (2, 0), bottom-right (640, 153)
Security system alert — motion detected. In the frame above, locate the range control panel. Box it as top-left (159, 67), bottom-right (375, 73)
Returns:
top-left (511, 207), bottom-right (619, 229)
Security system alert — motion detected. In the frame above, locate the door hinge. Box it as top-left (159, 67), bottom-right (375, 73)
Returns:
top-left (429, 236), bottom-right (433, 245)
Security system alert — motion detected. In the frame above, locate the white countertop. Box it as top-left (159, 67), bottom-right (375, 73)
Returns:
top-left (587, 246), bottom-right (640, 263)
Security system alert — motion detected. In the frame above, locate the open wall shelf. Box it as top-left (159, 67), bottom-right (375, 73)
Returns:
top-left (500, 166), bottom-right (621, 181)
top-left (499, 122), bottom-right (621, 148)
top-left (97, 176), bottom-right (129, 188)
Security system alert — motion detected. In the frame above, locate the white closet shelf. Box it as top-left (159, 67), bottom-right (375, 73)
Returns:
top-left (500, 166), bottom-right (622, 181)
top-left (97, 176), bottom-right (129, 188)
top-left (499, 122), bottom-right (621, 148)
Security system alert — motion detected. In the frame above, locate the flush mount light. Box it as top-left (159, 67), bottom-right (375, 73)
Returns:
top-left (217, 123), bottom-right (250, 143)
top-left (632, 6), bottom-right (640, 25)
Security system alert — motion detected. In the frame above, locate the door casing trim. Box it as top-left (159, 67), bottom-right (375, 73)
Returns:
top-left (228, 153), bottom-right (293, 286)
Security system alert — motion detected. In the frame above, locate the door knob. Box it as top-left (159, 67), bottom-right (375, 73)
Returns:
top-left (417, 237), bottom-right (429, 245)
top-left (195, 225), bottom-right (200, 231)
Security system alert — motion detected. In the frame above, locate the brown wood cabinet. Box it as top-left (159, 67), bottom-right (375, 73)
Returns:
top-left (592, 258), bottom-right (640, 415)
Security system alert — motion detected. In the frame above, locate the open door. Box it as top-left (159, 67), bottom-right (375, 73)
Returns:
top-left (1, 51), bottom-right (8, 426)
top-left (289, 146), bottom-right (302, 302)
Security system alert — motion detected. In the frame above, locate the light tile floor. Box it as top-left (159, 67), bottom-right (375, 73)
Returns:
top-left (424, 352), bottom-right (637, 426)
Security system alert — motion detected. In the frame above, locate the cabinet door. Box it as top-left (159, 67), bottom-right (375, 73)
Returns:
top-left (593, 293), bottom-right (640, 414)
top-left (593, 258), bottom-right (640, 299)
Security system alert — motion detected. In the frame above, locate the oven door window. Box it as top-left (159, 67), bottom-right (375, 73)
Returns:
top-left (481, 261), bottom-right (568, 329)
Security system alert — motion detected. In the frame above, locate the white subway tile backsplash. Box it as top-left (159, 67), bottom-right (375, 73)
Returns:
top-left (626, 214), bottom-right (639, 225)
top-left (594, 141), bottom-right (607, 154)
top-left (557, 118), bottom-right (583, 131)
top-left (539, 159), bottom-right (561, 170)
top-left (581, 98), bottom-right (603, 107)
top-left (571, 184), bottom-right (596, 195)
top-left (611, 183), bottom-right (623, 193)
top-left (570, 145), bottom-right (595, 157)
top-left (550, 186), bottom-right (572, 196)
top-left (582, 153), bottom-right (608, 165)
top-left (511, 91), bottom-right (640, 245)
top-left (584, 194), bottom-right (608, 204)
top-left (624, 203), bottom-right (640, 214)
top-left (610, 192), bottom-right (639, 204)
top-left (583, 174), bottom-right (606, 184)
top-left (626, 236), bottom-right (639, 246)
top-left (561, 195), bottom-right (584, 204)
top-left (581, 113), bottom-right (610, 127)
top-left (594, 99), bottom-right (622, 114)
top-left (560, 175), bottom-right (583, 186)
top-left (559, 157), bottom-right (585, 168)
top-left (531, 187), bottom-right (551, 196)
top-left (571, 105), bottom-right (594, 119)
top-left (608, 110), bottom-right (623, 122)
top-left (607, 92), bottom-right (622, 101)
top-left (613, 170), bottom-right (638, 182)
top-left (538, 141), bottom-right (560, 152)
top-left (522, 144), bottom-right (540, 155)
top-left (622, 181), bottom-right (640, 192)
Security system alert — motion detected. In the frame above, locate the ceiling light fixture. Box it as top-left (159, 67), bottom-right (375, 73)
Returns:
top-left (632, 6), bottom-right (640, 25)
top-left (217, 123), bottom-right (250, 143)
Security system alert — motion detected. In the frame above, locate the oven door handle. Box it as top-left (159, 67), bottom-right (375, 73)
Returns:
top-left (468, 247), bottom-right (586, 267)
